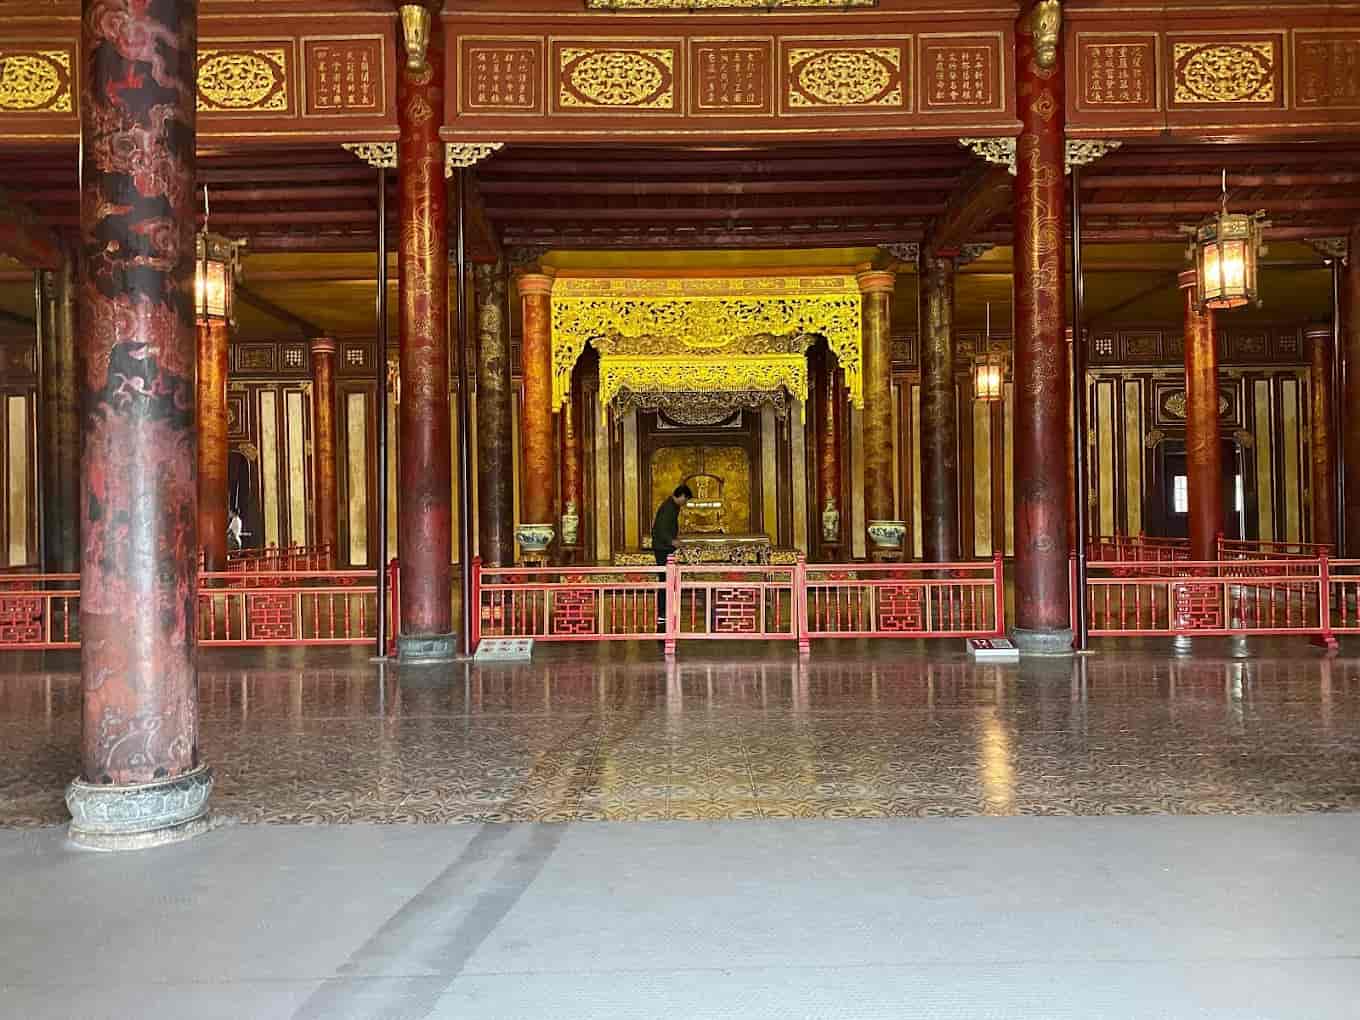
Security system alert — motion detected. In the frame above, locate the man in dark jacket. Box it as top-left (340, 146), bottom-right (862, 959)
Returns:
top-left (652, 484), bottom-right (693, 628)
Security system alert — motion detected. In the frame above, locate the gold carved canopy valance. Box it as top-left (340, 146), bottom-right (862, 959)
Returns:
top-left (549, 275), bottom-right (863, 412)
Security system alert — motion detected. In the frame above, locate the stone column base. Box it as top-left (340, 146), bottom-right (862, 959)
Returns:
top-left (398, 633), bottom-right (459, 663)
top-left (66, 764), bottom-right (213, 852)
top-left (1010, 626), bottom-right (1075, 657)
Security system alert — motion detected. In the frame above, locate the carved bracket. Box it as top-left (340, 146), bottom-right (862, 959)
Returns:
top-left (959, 137), bottom-right (1122, 176)
top-left (445, 142), bottom-right (505, 176)
top-left (877, 242), bottom-right (920, 265)
top-left (1308, 238), bottom-right (1349, 264)
top-left (341, 142), bottom-right (396, 169)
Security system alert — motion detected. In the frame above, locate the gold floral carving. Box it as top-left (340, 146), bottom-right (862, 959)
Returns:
top-left (342, 142), bottom-right (397, 168)
top-left (788, 47), bottom-right (900, 107)
top-left (550, 275), bottom-right (862, 411)
top-left (445, 142), bottom-right (504, 174)
top-left (0, 50), bottom-right (71, 112)
top-left (614, 389), bottom-right (788, 424)
top-left (1173, 41), bottom-right (1276, 104)
top-left (197, 50), bottom-right (288, 112)
top-left (599, 357), bottom-right (809, 413)
top-left (560, 48), bottom-right (673, 109)
top-left (1162, 390), bottom-right (1230, 420)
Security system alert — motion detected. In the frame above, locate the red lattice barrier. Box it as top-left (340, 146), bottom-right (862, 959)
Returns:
top-left (1076, 555), bottom-right (1333, 646)
top-left (469, 554), bottom-right (1005, 657)
top-left (0, 569), bottom-right (387, 650)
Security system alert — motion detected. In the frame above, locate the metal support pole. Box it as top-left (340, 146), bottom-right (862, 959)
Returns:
top-left (454, 168), bottom-right (475, 655)
top-left (1070, 166), bottom-right (1091, 651)
top-left (375, 167), bottom-right (389, 659)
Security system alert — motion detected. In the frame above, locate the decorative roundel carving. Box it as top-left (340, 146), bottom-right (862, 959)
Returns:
top-left (564, 50), bottom-right (669, 108)
top-left (197, 51), bottom-right (287, 111)
top-left (1174, 42), bottom-right (1275, 104)
top-left (797, 50), bottom-right (892, 105)
top-left (0, 52), bottom-right (70, 112)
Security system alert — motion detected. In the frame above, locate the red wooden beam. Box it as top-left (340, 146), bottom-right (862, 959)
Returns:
top-left (479, 177), bottom-right (951, 197)
top-left (0, 186), bottom-right (63, 269)
top-left (923, 163), bottom-right (1013, 256)
top-left (484, 154), bottom-right (968, 178)
top-left (485, 203), bottom-right (945, 223)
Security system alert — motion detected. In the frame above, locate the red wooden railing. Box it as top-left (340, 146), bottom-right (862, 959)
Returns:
top-left (0, 568), bottom-right (389, 651)
top-left (1074, 552), bottom-right (1347, 649)
top-left (468, 553), bottom-right (1005, 656)
top-left (223, 544), bottom-right (334, 574)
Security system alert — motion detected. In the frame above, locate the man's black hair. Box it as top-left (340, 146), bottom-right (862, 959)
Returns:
top-left (674, 484), bottom-right (694, 500)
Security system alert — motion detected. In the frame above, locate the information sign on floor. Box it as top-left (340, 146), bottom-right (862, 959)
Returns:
top-left (474, 638), bottom-right (534, 661)
top-left (966, 637), bottom-right (1020, 663)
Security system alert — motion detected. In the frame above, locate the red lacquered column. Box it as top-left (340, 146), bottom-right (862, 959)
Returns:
top-left (1309, 327), bottom-right (1336, 551)
top-left (395, 14), bottom-right (454, 660)
top-left (309, 337), bottom-right (339, 562)
top-left (1011, 2), bottom-right (1073, 654)
top-left (68, 0), bottom-right (212, 849)
top-left (517, 273), bottom-right (556, 563)
top-left (197, 318), bottom-right (229, 573)
top-left (1345, 224), bottom-right (1360, 557)
top-left (859, 270), bottom-right (902, 560)
top-left (474, 259), bottom-right (515, 568)
top-left (921, 254), bottom-right (959, 563)
top-left (1181, 271), bottom-right (1223, 563)
top-left (560, 379), bottom-right (584, 559)
top-left (816, 348), bottom-right (843, 560)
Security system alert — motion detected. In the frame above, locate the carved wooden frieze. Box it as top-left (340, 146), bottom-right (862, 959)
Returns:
top-left (0, 14), bottom-right (396, 144)
top-left (445, 13), bottom-right (1015, 141)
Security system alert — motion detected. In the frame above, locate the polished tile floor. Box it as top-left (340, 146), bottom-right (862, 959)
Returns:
top-left (3, 640), bottom-right (1360, 828)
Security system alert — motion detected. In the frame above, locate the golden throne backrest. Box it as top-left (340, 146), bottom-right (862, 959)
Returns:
top-left (681, 472), bottom-right (726, 534)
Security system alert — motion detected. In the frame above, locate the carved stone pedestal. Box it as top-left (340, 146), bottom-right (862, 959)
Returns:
top-left (66, 766), bottom-right (214, 852)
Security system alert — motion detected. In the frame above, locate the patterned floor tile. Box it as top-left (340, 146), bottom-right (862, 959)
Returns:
top-left (4, 642), bottom-right (1360, 827)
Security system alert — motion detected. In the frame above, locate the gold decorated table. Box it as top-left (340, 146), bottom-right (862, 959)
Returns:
top-left (613, 535), bottom-right (797, 567)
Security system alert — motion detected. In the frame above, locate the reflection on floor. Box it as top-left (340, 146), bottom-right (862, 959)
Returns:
top-left (3, 641), bottom-right (1360, 827)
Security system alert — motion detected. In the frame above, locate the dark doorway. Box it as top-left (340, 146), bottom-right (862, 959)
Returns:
top-left (227, 450), bottom-right (262, 551)
top-left (1150, 437), bottom-right (1246, 541)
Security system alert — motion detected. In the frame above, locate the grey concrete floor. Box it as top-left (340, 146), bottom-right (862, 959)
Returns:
top-left (3, 814), bottom-right (1359, 1019)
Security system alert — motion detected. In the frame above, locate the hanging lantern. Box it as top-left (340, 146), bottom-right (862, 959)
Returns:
top-left (973, 354), bottom-right (1005, 402)
top-left (195, 186), bottom-right (242, 324)
top-left (972, 301), bottom-right (1005, 402)
top-left (1185, 171), bottom-right (1268, 312)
